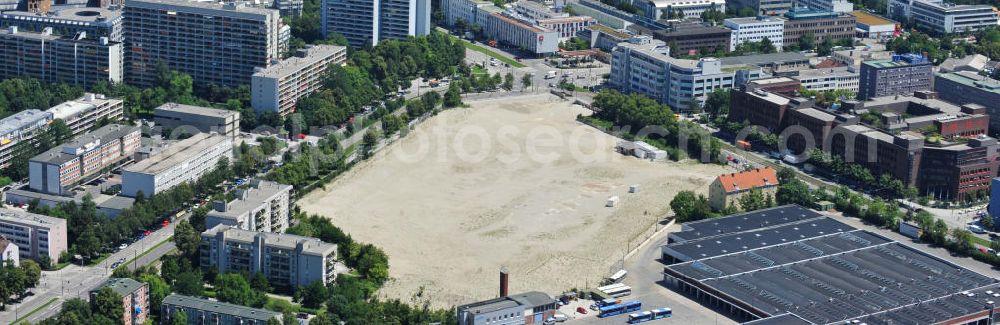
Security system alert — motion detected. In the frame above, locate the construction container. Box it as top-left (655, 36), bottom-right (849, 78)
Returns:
top-left (628, 184), bottom-right (639, 193)
top-left (606, 196), bottom-right (619, 207)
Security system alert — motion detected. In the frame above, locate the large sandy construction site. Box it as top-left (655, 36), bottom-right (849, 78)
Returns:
top-left (298, 94), bottom-right (730, 308)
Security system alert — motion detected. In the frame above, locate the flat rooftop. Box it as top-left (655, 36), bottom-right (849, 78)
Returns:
top-left (663, 205), bottom-right (999, 325)
top-left (457, 291), bottom-right (554, 315)
top-left (30, 124), bottom-right (140, 165)
top-left (668, 205), bottom-right (822, 243)
top-left (163, 294), bottom-right (280, 321)
top-left (202, 224), bottom-right (336, 256)
top-left (253, 44), bottom-right (345, 78)
top-left (207, 180), bottom-right (291, 220)
top-left (719, 52), bottom-right (809, 67)
top-left (0, 109), bottom-right (50, 137)
top-left (937, 71), bottom-right (1000, 94)
top-left (124, 132), bottom-right (229, 175)
top-left (154, 103), bottom-right (238, 119)
top-left (0, 207), bottom-right (67, 228)
top-left (126, 0), bottom-right (278, 16)
top-left (0, 7), bottom-right (122, 24)
top-left (794, 107), bottom-right (838, 122)
top-left (664, 216), bottom-right (854, 261)
top-left (95, 278), bottom-right (145, 297)
top-left (47, 94), bottom-right (120, 121)
top-left (793, 67), bottom-right (857, 79)
top-left (850, 10), bottom-right (895, 26)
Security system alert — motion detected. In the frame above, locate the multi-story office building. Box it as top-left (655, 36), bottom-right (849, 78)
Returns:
top-left (935, 71), bottom-right (1000, 134)
top-left (320, 0), bottom-right (431, 47)
top-left (635, 0), bottom-right (726, 20)
top-left (566, 0), bottom-right (635, 29)
top-left (251, 45), bottom-right (347, 116)
top-left (161, 294), bottom-right (281, 325)
top-left (205, 180), bottom-right (292, 233)
top-left (90, 278), bottom-right (150, 325)
top-left (0, 26), bottom-right (122, 88)
top-left (273, 0), bottom-right (303, 16)
top-left (484, 13), bottom-right (559, 55)
top-left (651, 19), bottom-right (731, 55)
top-left (537, 16), bottom-right (595, 40)
top-left (152, 103), bottom-right (240, 138)
top-left (782, 8), bottom-right (855, 47)
top-left (610, 38), bottom-right (766, 111)
top-left (888, 0), bottom-right (997, 34)
top-left (0, 208), bottom-right (68, 264)
top-left (443, 0), bottom-right (495, 27)
top-left (794, 0), bottom-right (853, 12)
top-left (29, 124), bottom-right (141, 195)
top-left (511, 0), bottom-right (564, 20)
top-left (457, 292), bottom-right (557, 325)
top-left (0, 109), bottom-right (51, 170)
top-left (124, 0), bottom-right (283, 87)
top-left (858, 53), bottom-right (933, 99)
top-left (0, 236), bottom-right (18, 266)
top-left (790, 67), bottom-right (859, 93)
top-left (47, 93), bottom-right (125, 137)
top-left (727, 0), bottom-right (793, 16)
top-left (578, 23), bottom-right (631, 52)
top-left (0, 7), bottom-right (124, 42)
top-left (121, 132), bottom-right (233, 197)
top-left (919, 137), bottom-right (998, 201)
top-left (830, 46), bottom-right (893, 67)
top-left (724, 16), bottom-right (785, 51)
top-left (200, 225), bottom-right (338, 289)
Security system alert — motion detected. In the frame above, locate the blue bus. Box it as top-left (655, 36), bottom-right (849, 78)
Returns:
top-left (651, 308), bottom-right (672, 319)
top-left (627, 311), bottom-right (653, 323)
top-left (598, 300), bottom-right (641, 318)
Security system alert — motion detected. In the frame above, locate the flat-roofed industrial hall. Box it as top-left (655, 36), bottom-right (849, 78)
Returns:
top-left (661, 205), bottom-right (1000, 324)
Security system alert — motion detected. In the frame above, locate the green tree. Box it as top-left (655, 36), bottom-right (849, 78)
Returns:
top-left (21, 260), bottom-right (41, 288)
top-left (759, 37), bottom-right (777, 53)
top-left (738, 187), bottom-right (773, 212)
top-left (670, 191), bottom-right (715, 222)
top-left (444, 83), bottom-right (463, 108)
top-left (215, 273), bottom-right (265, 307)
top-left (93, 287), bottom-right (124, 325)
top-left (799, 33), bottom-right (816, 51)
top-left (520, 73), bottom-right (532, 91)
top-left (173, 271), bottom-right (204, 297)
top-left (174, 220), bottom-right (201, 259)
top-left (300, 280), bottom-right (329, 309)
top-left (503, 73), bottom-right (514, 91)
top-left (817, 38), bottom-right (835, 56)
top-left (140, 274), bottom-right (170, 317)
top-left (171, 309), bottom-right (188, 325)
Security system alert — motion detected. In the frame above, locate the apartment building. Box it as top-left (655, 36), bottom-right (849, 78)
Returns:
top-left (610, 38), bottom-right (767, 111)
top-left (537, 16), bottom-right (595, 40)
top-left (121, 132), bottom-right (233, 197)
top-left (888, 0), bottom-right (997, 34)
top-left (273, 0), bottom-right (304, 16)
top-left (782, 8), bottom-right (856, 47)
top-left (152, 103), bottom-right (240, 138)
top-left (0, 109), bottom-right (51, 169)
top-left (205, 180), bottom-right (293, 233)
top-left (29, 124), bottom-right (141, 195)
top-left (0, 26), bottom-right (122, 88)
top-left (727, 0), bottom-right (793, 16)
top-left (47, 93), bottom-right (125, 137)
top-left (251, 45), bottom-right (347, 116)
top-left (0, 7), bottom-right (123, 42)
top-left (858, 54), bottom-right (933, 99)
top-left (934, 71), bottom-right (1000, 135)
top-left (457, 292), bottom-right (557, 325)
top-left (161, 294), bottom-right (280, 325)
top-left (90, 278), bottom-right (150, 325)
top-left (724, 16), bottom-right (785, 51)
top-left (443, 0), bottom-right (494, 27)
top-left (320, 0), bottom-right (431, 47)
top-left (124, 0), bottom-right (283, 87)
top-left (635, 0), bottom-right (726, 20)
top-left (485, 12), bottom-right (559, 55)
top-left (200, 225), bottom-right (338, 289)
top-left (0, 208), bottom-right (68, 264)
top-left (651, 19), bottom-right (732, 55)
top-left (790, 67), bottom-right (859, 93)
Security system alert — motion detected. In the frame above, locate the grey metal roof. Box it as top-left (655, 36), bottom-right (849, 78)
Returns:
top-left (154, 103), bottom-right (238, 119)
top-left (30, 124), bottom-right (140, 165)
top-left (207, 181), bottom-right (291, 220)
top-left (162, 294), bottom-right (280, 321)
top-left (719, 52), bottom-right (810, 67)
top-left (94, 278), bottom-right (145, 297)
top-left (664, 217), bottom-right (854, 261)
top-left (124, 132), bottom-right (229, 175)
top-left (0, 109), bottom-right (51, 137)
top-left (202, 224), bottom-right (336, 256)
top-left (742, 313), bottom-right (813, 325)
top-left (457, 291), bottom-right (554, 315)
top-left (669, 205), bottom-right (823, 243)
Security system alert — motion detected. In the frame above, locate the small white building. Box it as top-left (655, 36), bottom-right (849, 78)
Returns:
top-left (617, 141), bottom-right (667, 160)
top-left (0, 236), bottom-right (18, 267)
top-left (724, 16), bottom-right (785, 52)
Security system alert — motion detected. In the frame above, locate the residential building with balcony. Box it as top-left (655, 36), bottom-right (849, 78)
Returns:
top-left (29, 124), bottom-right (141, 195)
top-left (200, 225), bottom-right (338, 289)
top-left (46, 93), bottom-right (125, 137)
top-left (320, 0), bottom-right (431, 47)
top-left (251, 45), bottom-right (347, 116)
top-left (0, 109), bottom-right (51, 169)
top-left (90, 278), bottom-right (150, 325)
top-left (0, 7), bottom-right (123, 42)
top-left (0, 26), bottom-right (122, 88)
top-left (206, 180), bottom-right (292, 233)
top-left (0, 208), bottom-right (68, 264)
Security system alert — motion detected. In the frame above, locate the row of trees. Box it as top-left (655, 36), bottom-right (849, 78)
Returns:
top-left (0, 78), bottom-right (84, 118)
top-left (35, 288), bottom-right (125, 325)
top-left (1, 119), bottom-right (74, 180)
top-left (806, 148), bottom-right (917, 199)
top-left (0, 260), bottom-right (41, 310)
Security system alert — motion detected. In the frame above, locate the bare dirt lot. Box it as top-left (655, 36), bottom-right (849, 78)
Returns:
top-left (298, 94), bottom-right (730, 308)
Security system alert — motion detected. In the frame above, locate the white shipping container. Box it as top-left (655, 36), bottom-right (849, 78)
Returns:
top-left (607, 196), bottom-right (619, 207)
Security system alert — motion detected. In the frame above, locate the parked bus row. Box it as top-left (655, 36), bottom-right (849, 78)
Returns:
top-left (597, 283), bottom-right (632, 298)
top-left (599, 300), bottom-right (642, 318)
top-left (627, 308), bottom-right (672, 323)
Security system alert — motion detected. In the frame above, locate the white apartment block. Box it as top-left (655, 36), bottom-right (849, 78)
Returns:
top-left (153, 103), bottom-right (241, 139)
top-left (791, 67), bottom-right (860, 93)
top-left (636, 0), bottom-right (726, 21)
top-left (47, 94), bottom-right (125, 137)
top-left (0, 26), bottom-right (123, 89)
top-left (124, 0), bottom-right (283, 87)
top-left (724, 16), bottom-right (785, 51)
top-left (121, 132), bottom-right (233, 198)
top-left (201, 225), bottom-right (338, 289)
top-left (794, 0), bottom-right (853, 13)
top-left (320, 0), bottom-right (431, 47)
top-left (485, 13), bottom-right (559, 54)
top-left (205, 180), bottom-right (293, 233)
top-left (888, 0), bottom-right (998, 34)
top-left (537, 16), bottom-right (596, 40)
top-left (0, 109), bottom-right (51, 169)
top-left (29, 124), bottom-right (141, 195)
top-left (252, 45), bottom-right (347, 116)
top-left (0, 208), bottom-right (68, 264)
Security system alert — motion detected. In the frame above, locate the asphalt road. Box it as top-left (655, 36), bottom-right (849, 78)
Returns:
top-left (0, 212), bottom-right (184, 324)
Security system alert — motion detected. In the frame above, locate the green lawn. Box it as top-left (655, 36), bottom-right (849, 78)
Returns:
top-left (461, 40), bottom-right (527, 68)
top-left (121, 236), bottom-right (174, 269)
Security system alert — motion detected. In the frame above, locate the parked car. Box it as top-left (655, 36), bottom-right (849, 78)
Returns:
top-left (576, 306), bottom-right (588, 314)
top-left (119, 243), bottom-right (128, 250)
top-left (969, 224), bottom-right (986, 234)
